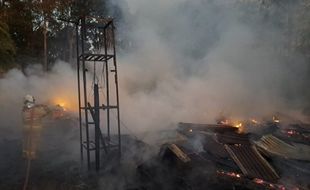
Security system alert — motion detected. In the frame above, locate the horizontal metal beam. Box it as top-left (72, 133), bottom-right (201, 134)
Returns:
top-left (81, 105), bottom-right (118, 110)
top-left (79, 54), bottom-right (114, 62)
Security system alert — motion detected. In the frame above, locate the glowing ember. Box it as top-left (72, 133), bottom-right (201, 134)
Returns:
top-left (251, 119), bottom-right (259, 124)
top-left (253, 178), bottom-right (264, 184)
top-left (217, 118), bottom-right (245, 132)
top-left (273, 116), bottom-right (280, 123)
top-left (252, 178), bottom-right (300, 190)
top-left (233, 121), bottom-right (245, 133)
top-left (287, 130), bottom-right (295, 135)
top-left (217, 170), bottom-right (241, 178)
top-left (219, 120), bottom-right (229, 125)
top-left (218, 172), bottom-right (299, 190)
top-left (234, 122), bottom-right (242, 128)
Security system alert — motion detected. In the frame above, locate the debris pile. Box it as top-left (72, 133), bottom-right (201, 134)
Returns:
top-left (135, 119), bottom-right (310, 190)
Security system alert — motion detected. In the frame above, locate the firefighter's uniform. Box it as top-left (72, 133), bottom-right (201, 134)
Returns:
top-left (22, 96), bottom-right (49, 160)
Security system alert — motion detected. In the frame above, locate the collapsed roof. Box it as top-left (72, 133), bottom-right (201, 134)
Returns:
top-left (161, 122), bottom-right (280, 182)
top-left (255, 134), bottom-right (310, 161)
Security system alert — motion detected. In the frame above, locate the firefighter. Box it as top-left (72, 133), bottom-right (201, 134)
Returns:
top-left (22, 95), bottom-right (49, 160)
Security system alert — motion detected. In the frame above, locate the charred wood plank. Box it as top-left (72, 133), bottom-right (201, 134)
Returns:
top-left (178, 122), bottom-right (238, 134)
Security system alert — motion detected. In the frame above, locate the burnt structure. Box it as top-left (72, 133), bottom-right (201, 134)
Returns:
top-left (138, 123), bottom-right (290, 189)
top-left (176, 122), bottom-right (279, 181)
top-left (136, 121), bottom-right (310, 190)
top-left (75, 16), bottom-right (121, 171)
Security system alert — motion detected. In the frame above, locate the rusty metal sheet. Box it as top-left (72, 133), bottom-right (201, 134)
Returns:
top-left (255, 134), bottom-right (310, 161)
top-left (225, 144), bottom-right (279, 182)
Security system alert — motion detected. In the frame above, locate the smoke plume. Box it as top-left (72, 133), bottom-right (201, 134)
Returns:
top-left (106, 0), bottom-right (310, 133)
top-left (0, 0), bottom-right (309, 137)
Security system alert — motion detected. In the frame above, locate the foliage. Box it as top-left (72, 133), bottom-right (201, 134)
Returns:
top-left (241, 0), bottom-right (310, 59)
top-left (0, 0), bottom-right (309, 71)
top-left (0, 20), bottom-right (15, 70)
top-left (0, 0), bottom-right (114, 70)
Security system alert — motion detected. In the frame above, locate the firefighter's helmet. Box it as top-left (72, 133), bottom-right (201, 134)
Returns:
top-left (24, 94), bottom-right (35, 108)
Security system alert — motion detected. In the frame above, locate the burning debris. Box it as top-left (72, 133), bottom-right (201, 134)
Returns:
top-left (134, 118), bottom-right (310, 190)
top-left (1, 0), bottom-right (310, 189)
top-left (278, 124), bottom-right (310, 144)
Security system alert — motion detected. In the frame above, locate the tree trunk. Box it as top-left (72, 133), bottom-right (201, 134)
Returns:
top-left (43, 19), bottom-right (48, 71)
top-left (68, 27), bottom-right (74, 65)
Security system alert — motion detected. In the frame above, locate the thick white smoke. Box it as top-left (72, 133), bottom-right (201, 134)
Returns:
top-left (0, 62), bottom-right (78, 138)
top-left (1, 2), bottom-right (309, 189)
top-left (0, 0), bottom-right (309, 137)
top-left (110, 0), bottom-right (310, 132)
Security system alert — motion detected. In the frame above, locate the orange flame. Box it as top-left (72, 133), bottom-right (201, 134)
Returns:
top-left (51, 97), bottom-right (77, 111)
top-left (217, 170), bottom-right (241, 178)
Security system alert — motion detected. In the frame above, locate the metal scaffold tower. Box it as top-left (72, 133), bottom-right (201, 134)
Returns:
top-left (75, 16), bottom-right (121, 171)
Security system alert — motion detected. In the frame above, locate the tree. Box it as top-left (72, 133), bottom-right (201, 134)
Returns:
top-left (0, 20), bottom-right (16, 71)
top-left (0, 0), bottom-right (109, 72)
top-left (3, 0), bottom-right (39, 72)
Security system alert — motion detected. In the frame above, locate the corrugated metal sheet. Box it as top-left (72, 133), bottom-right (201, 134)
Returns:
top-left (255, 134), bottom-right (310, 161)
top-left (225, 144), bottom-right (279, 182)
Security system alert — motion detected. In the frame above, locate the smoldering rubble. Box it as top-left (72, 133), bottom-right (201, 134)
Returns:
top-left (0, 0), bottom-right (310, 190)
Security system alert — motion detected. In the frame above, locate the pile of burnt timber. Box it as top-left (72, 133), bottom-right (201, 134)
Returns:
top-left (178, 122), bottom-right (239, 134)
top-left (215, 132), bottom-right (250, 145)
top-left (134, 121), bottom-right (310, 190)
top-left (276, 124), bottom-right (310, 144)
top-left (177, 122), bottom-right (279, 181)
top-left (136, 122), bottom-right (285, 190)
